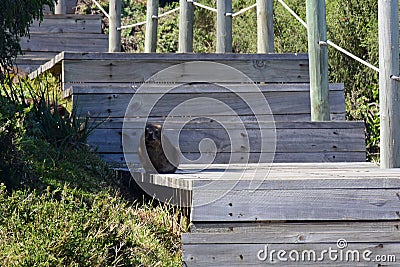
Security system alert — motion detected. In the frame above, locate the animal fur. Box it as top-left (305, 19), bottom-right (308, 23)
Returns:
top-left (138, 123), bottom-right (179, 174)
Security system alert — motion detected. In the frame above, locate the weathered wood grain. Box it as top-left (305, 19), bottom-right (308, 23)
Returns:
top-left (29, 15), bottom-right (102, 34)
top-left (20, 33), bottom-right (108, 52)
top-left (65, 82), bottom-right (344, 94)
top-left (29, 52), bottom-right (309, 80)
top-left (123, 162), bottom-right (400, 191)
top-left (183, 230), bottom-right (400, 243)
top-left (61, 54), bottom-right (309, 83)
top-left (88, 124), bottom-right (365, 154)
top-left (43, 51), bottom-right (310, 61)
top-left (190, 220), bottom-right (400, 233)
top-left (183, 243), bottom-right (400, 266)
top-left (71, 90), bottom-right (345, 118)
top-left (191, 188), bottom-right (400, 221)
top-left (100, 151), bottom-right (366, 165)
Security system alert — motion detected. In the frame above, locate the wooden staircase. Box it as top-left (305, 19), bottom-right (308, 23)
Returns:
top-left (29, 51), bottom-right (400, 266)
top-left (14, 14), bottom-right (107, 74)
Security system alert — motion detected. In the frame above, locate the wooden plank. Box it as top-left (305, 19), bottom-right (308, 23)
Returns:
top-left (66, 83), bottom-right (344, 94)
top-left (191, 188), bottom-right (400, 221)
top-left (93, 119), bottom-right (360, 130)
top-left (20, 33), bottom-right (108, 52)
top-left (99, 151), bottom-right (366, 165)
top-left (29, 15), bottom-right (102, 34)
top-left (127, 162), bottom-right (400, 191)
top-left (183, 243), bottom-right (400, 266)
top-left (50, 51), bottom-right (308, 61)
top-left (88, 126), bottom-right (365, 154)
top-left (15, 52), bottom-right (59, 62)
top-left (190, 221), bottom-right (400, 233)
top-left (183, 230), bottom-right (400, 244)
top-left (71, 90), bottom-right (345, 117)
top-left (61, 53), bottom-right (309, 83)
top-left (28, 52), bottom-right (65, 79)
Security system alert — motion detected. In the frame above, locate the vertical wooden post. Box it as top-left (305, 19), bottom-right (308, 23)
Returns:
top-left (216, 0), bottom-right (232, 53)
top-left (109, 0), bottom-right (122, 52)
top-left (54, 0), bottom-right (66, 14)
top-left (306, 0), bottom-right (330, 121)
top-left (379, 0), bottom-right (400, 168)
top-left (179, 0), bottom-right (194, 53)
top-left (257, 0), bottom-right (274, 53)
top-left (145, 0), bottom-right (159, 53)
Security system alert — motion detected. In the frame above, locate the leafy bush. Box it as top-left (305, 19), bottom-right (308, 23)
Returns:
top-left (1, 75), bottom-right (101, 152)
top-left (0, 184), bottom-right (184, 266)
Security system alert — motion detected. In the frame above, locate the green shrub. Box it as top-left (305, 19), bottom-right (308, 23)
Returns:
top-left (0, 74), bottom-right (186, 266)
top-left (0, 184), bottom-right (184, 266)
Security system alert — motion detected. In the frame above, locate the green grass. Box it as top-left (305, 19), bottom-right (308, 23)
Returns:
top-left (0, 75), bottom-right (187, 266)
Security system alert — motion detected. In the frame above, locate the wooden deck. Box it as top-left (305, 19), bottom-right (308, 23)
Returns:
top-left (126, 162), bottom-right (400, 266)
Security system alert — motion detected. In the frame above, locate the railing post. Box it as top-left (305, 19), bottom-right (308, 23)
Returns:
top-left (306, 0), bottom-right (330, 121)
top-left (257, 0), bottom-right (274, 53)
top-left (145, 0), bottom-right (159, 53)
top-left (216, 0), bottom-right (232, 53)
top-left (54, 0), bottom-right (66, 14)
top-left (379, 0), bottom-right (400, 168)
top-left (179, 0), bottom-right (194, 53)
top-left (109, 0), bottom-right (122, 52)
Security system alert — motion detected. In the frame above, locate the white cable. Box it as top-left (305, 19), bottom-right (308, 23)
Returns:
top-left (326, 40), bottom-right (379, 73)
top-left (92, 0), bottom-right (109, 18)
top-left (232, 3), bottom-right (257, 17)
top-left (118, 21), bottom-right (147, 30)
top-left (118, 7), bottom-right (180, 30)
top-left (193, 1), bottom-right (217, 13)
top-left (158, 7), bottom-right (180, 19)
top-left (278, 0), bottom-right (379, 73)
top-left (276, 0), bottom-right (307, 28)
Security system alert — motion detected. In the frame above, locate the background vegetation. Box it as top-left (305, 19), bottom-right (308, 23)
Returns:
top-left (0, 75), bottom-right (185, 266)
top-left (78, 0), bottom-right (381, 160)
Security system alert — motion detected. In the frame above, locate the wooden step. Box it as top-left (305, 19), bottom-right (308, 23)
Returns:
top-left (67, 83), bottom-right (346, 120)
top-left (49, 52), bottom-right (310, 84)
top-left (90, 121), bottom-right (365, 165)
top-left (20, 33), bottom-right (108, 53)
top-left (29, 14), bottom-right (102, 34)
top-left (183, 221), bottom-right (400, 266)
top-left (13, 52), bottom-right (59, 73)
